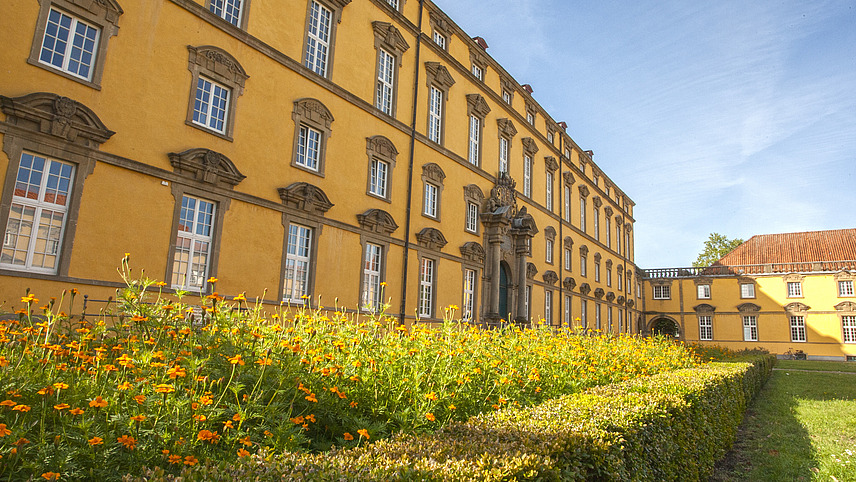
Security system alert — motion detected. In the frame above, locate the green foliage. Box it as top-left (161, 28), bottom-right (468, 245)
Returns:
top-left (131, 357), bottom-right (776, 481)
top-left (693, 232), bottom-right (744, 267)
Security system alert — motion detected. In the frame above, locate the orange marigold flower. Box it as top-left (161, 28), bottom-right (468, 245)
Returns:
top-left (425, 412), bottom-right (436, 422)
top-left (117, 381), bottom-right (132, 390)
top-left (305, 393), bottom-right (317, 403)
top-left (154, 384), bottom-right (175, 394)
top-left (232, 413), bottom-right (242, 421)
top-left (222, 420), bottom-right (234, 430)
top-left (193, 414), bottom-right (206, 422)
top-left (37, 387), bottom-right (54, 396)
top-left (425, 392), bottom-right (438, 401)
top-left (54, 403), bottom-right (70, 411)
top-left (21, 294), bottom-right (38, 304)
top-left (207, 277), bottom-right (218, 283)
top-left (89, 397), bottom-right (108, 408)
top-left (343, 432), bottom-right (354, 441)
top-left (290, 416), bottom-right (304, 425)
top-left (357, 429), bottom-right (370, 439)
top-left (233, 293), bottom-right (247, 302)
top-left (184, 455), bottom-right (199, 466)
top-left (52, 382), bottom-right (69, 390)
top-left (167, 454), bottom-right (182, 464)
top-left (116, 434), bottom-right (137, 450)
top-left (69, 408), bottom-right (84, 416)
top-left (0, 423), bottom-right (11, 437)
top-left (349, 401), bottom-right (358, 408)
top-left (255, 357), bottom-right (272, 366)
top-left (133, 395), bottom-right (146, 404)
top-left (198, 395), bottom-right (213, 405)
top-left (41, 472), bottom-right (60, 480)
top-left (167, 366), bottom-right (187, 379)
top-left (237, 448), bottom-right (250, 457)
top-left (239, 435), bottom-right (252, 446)
top-left (227, 354), bottom-right (245, 366)
top-left (130, 415), bottom-right (146, 422)
top-left (12, 404), bottom-right (31, 412)
top-left (88, 436), bottom-right (103, 446)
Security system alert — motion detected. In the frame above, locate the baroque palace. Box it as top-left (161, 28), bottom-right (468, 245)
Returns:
top-left (0, 0), bottom-right (640, 329)
top-left (641, 229), bottom-right (856, 361)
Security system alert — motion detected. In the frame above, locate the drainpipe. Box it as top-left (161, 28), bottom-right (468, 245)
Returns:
top-left (557, 135), bottom-right (565, 328)
top-left (399, 0), bottom-right (425, 324)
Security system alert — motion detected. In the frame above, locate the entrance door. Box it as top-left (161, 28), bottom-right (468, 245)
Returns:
top-left (499, 262), bottom-right (510, 321)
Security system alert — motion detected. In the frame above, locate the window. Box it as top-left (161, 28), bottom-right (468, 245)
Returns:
top-left (375, 48), bottom-right (395, 115)
top-left (545, 290), bottom-right (553, 324)
top-left (502, 90), bottom-right (512, 104)
top-left (546, 238), bottom-right (553, 264)
top-left (581, 300), bottom-right (588, 328)
top-left (594, 260), bottom-right (600, 282)
top-left (29, 1), bottom-right (122, 87)
top-left (618, 270), bottom-right (623, 290)
top-left (463, 268), bottom-right (477, 321)
top-left (607, 306), bottom-right (613, 333)
top-left (525, 285), bottom-right (531, 320)
top-left (580, 253), bottom-right (587, 277)
top-left (527, 112), bottom-right (535, 125)
top-left (291, 98), bottom-right (334, 175)
top-left (546, 171), bottom-right (553, 211)
top-left (564, 294), bottom-right (571, 326)
top-left (369, 158), bottom-right (389, 198)
top-left (547, 132), bottom-right (554, 143)
top-left (564, 147), bottom-right (570, 159)
top-left (466, 201), bottom-right (479, 233)
top-left (296, 125), bottom-right (322, 171)
top-left (580, 196), bottom-right (587, 232)
top-left (742, 316), bottom-right (758, 341)
top-left (523, 155), bottom-right (532, 197)
top-left (499, 137), bottom-right (509, 174)
top-left (432, 30), bottom-right (446, 49)
top-left (471, 63), bottom-right (484, 81)
top-left (606, 267), bottom-right (612, 287)
top-left (605, 217), bottom-right (611, 248)
top-left (419, 258), bottom-right (435, 318)
top-left (425, 62), bottom-right (455, 145)
top-left (843, 315), bottom-right (856, 343)
top-left (208, 0), bottom-right (245, 27)
top-left (468, 115), bottom-right (481, 165)
top-left (186, 46), bottom-right (248, 140)
top-left (740, 283), bottom-right (755, 298)
top-left (595, 303), bottom-right (602, 330)
top-left (385, 0), bottom-right (399, 9)
top-left (423, 183), bottom-right (438, 218)
top-left (304, 1), bottom-right (333, 77)
top-left (420, 163), bottom-right (445, 221)
top-left (171, 195), bottom-right (215, 291)
top-left (790, 316), bottom-right (806, 342)
top-left (697, 284), bottom-right (711, 299)
top-left (840, 280), bottom-right (854, 297)
top-left (787, 281), bottom-right (802, 298)
top-left (593, 174), bottom-right (599, 187)
top-left (362, 243), bottom-right (383, 311)
top-left (2, 153), bottom-right (73, 274)
top-left (615, 222), bottom-right (622, 254)
top-left (427, 86), bottom-right (443, 143)
top-left (564, 248), bottom-right (571, 271)
top-left (365, 136), bottom-right (397, 202)
top-left (563, 185), bottom-right (571, 222)
top-left (593, 208), bottom-right (599, 240)
top-left (283, 224), bottom-right (312, 302)
top-left (627, 273), bottom-right (633, 293)
top-left (372, 22), bottom-right (409, 117)
top-left (653, 285), bottom-right (671, 300)
top-left (618, 309), bottom-right (624, 333)
top-left (699, 315), bottom-right (712, 341)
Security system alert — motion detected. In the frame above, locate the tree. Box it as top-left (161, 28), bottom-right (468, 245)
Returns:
top-left (693, 233), bottom-right (744, 267)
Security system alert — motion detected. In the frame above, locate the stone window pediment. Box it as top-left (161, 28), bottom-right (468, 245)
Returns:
top-left (543, 270), bottom-right (559, 285)
top-left (372, 21), bottom-right (410, 62)
top-left (545, 156), bottom-right (559, 173)
top-left (593, 252), bottom-right (602, 263)
top-left (783, 273), bottom-right (805, 282)
top-left (564, 236), bottom-right (574, 249)
top-left (366, 135), bottom-right (398, 160)
top-left (544, 226), bottom-right (556, 241)
top-left (188, 45), bottom-right (249, 92)
top-left (497, 118), bottom-right (518, 138)
top-left (606, 291), bottom-right (615, 302)
top-left (277, 182), bottom-right (333, 215)
top-left (579, 283), bottom-right (591, 295)
top-left (464, 184), bottom-right (484, 204)
top-left (466, 94), bottom-right (491, 118)
top-left (415, 227), bottom-right (447, 250)
top-left (834, 271), bottom-right (855, 281)
top-left (616, 295), bottom-right (625, 304)
top-left (578, 185), bottom-right (590, 198)
top-left (169, 148), bottom-right (246, 189)
top-left (784, 302), bottom-right (811, 313)
top-left (1, 92), bottom-right (114, 147)
top-left (605, 259), bottom-right (613, 270)
top-left (737, 302), bottom-right (761, 313)
top-left (592, 196), bottom-right (602, 208)
top-left (579, 245), bottom-right (589, 256)
top-left (835, 301), bottom-right (856, 312)
top-left (425, 62), bottom-right (455, 90)
top-left (563, 171), bottom-right (575, 186)
top-left (603, 206), bottom-right (613, 217)
top-left (649, 278), bottom-right (672, 287)
top-left (357, 209), bottom-right (398, 235)
top-left (460, 241), bottom-right (485, 263)
top-left (293, 98), bottom-right (334, 132)
top-left (693, 303), bottom-right (716, 313)
top-left (563, 276), bottom-right (576, 291)
top-left (526, 262), bottom-right (538, 279)
top-left (521, 137), bottom-right (538, 155)
top-left (422, 163), bottom-right (446, 183)
top-left (594, 287), bottom-right (605, 298)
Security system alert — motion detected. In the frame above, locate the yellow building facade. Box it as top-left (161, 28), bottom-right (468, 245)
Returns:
top-left (641, 229), bottom-right (856, 361)
top-left (0, 0), bottom-right (639, 329)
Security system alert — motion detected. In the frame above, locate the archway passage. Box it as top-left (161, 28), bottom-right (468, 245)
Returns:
top-left (499, 262), bottom-right (510, 321)
top-left (651, 318), bottom-right (680, 337)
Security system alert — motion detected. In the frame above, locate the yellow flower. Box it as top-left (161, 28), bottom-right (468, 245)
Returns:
top-left (168, 454), bottom-right (182, 464)
top-left (207, 277), bottom-right (218, 283)
top-left (0, 400), bottom-right (17, 407)
top-left (425, 392), bottom-right (438, 401)
top-left (88, 437), bottom-right (103, 446)
top-left (12, 404), bottom-right (31, 412)
top-left (233, 293), bottom-right (246, 302)
top-left (154, 384), bottom-right (175, 394)
top-left (197, 429), bottom-right (220, 443)
top-left (133, 395), bottom-right (146, 404)
top-left (357, 429), bottom-right (370, 439)
top-left (69, 408), bottom-right (84, 416)
top-left (53, 403), bottom-right (70, 411)
top-left (130, 415), bottom-right (146, 423)
top-left (117, 381), bottom-right (132, 390)
top-left (21, 294), bottom-right (39, 304)
top-left (239, 435), bottom-right (252, 446)
top-left (232, 413), bottom-right (242, 421)
top-left (89, 397), bottom-right (108, 408)
top-left (227, 354), bottom-right (245, 366)
top-left (52, 382), bottom-right (69, 390)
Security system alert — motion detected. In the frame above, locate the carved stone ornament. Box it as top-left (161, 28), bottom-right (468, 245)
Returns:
top-left (0, 92), bottom-right (114, 148)
top-left (357, 209), bottom-right (398, 235)
top-left (693, 303), bottom-right (716, 313)
top-left (521, 137), bottom-right (539, 155)
top-left (511, 206), bottom-right (538, 236)
top-left (466, 94), bottom-right (491, 118)
top-left (169, 148), bottom-right (246, 189)
top-left (485, 173), bottom-right (517, 216)
top-left (543, 270), bottom-right (559, 285)
top-left (372, 21), bottom-right (410, 61)
top-left (594, 252), bottom-right (602, 263)
top-left (366, 135), bottom-right (398, 159)
top-left (784, 302), bottom-right (811, 313)
top-left (737, 303), bottom-right (761, 313)
top-left (604, 206), bottom-right (613, 217)
top-left (70, 0), bottom-right (124, 23)
top-left (625, 299), bottom-right (635, 308)
top-left (563, 171), bottom-right (576, 185)
top-left (606, 259), bottom-right (613, 270)
top-left (835, 301), bottom-right (856, 312)
top-left (425, 62), bottom-right (455, 90)
top-left (188, 46), bottom-right (248, 89)
top-left (578, 185), bottom-right (590, 198)
top-left (564, 237), bottom-right (573, 249)
top-left (616, 295), bottom-right (625, 304)
top-left (526, 262), bottom-right (538, 279)
top-left (563, 277), bottom-right (576, 291)
top-left (293, 98), bottom-right (334, 131)
top-left (544, 226), bottom-right (556, 241)
top-left (592, 196), bottom-right (602, 208)
top-left (429, 10), bottom-right (450, 33)
top-left (545, 156), bottom-right (559, 173)
top-left (594, 288), bottom-right (605, 299)
top-left (277, 182), bottom-right (333, 215)
top-left (463, 184), bottom-right (484, 203)
top-left (783, 273), bottom-right (805, 282)
top-left (579, 283), bottom-right (591, 295)
top-left (579, 245), bottom-right (589, 256)
top-left (460, 242), bottom-right (485, 263)
top-left (834, 271), bottom-right (854, 281)
top-left (422, 163), bottom-right (446, 183)
top-left (606, 291), bottom-right (615, 302)
top-left (415, 227), bottom-right (448, 250)
top-left (496, 118), bottom-right (518, 138)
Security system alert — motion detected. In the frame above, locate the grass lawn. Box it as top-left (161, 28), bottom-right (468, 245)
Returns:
top-left (711, 361), bottom-right (856, 481)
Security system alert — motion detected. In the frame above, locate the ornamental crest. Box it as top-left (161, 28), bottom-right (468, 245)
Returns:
top-left (486, 173), bottom-right (517, 216)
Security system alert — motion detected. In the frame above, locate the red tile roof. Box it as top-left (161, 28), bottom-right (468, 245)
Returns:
top-left (715, 229), bottom-right (856, 266)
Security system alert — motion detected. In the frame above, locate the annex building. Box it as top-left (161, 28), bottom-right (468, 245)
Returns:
top-left (0, 0), bottom-right (640, 329)
top-left (641, 229), bottom-right (856, 361)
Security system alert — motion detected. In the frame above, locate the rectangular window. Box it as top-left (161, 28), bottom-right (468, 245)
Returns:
top-left (697, 284), bottom-right (711, 299)
top-left (608, 306), bottom-right (613, 333)
top-left (564, 248), bottom-right (571, 271)
top-left (502, 90), bottom-right (511, 104)
top-left (468, 115), bottom-right (480, 166)
top-left (545, 290), bottom-right (553, 324)
top-left (564, 294), bottom-right (571, 326)
top-left (699, 315), bottom-right (712, 341)
top-left (787, 281), bottom-right (802, 297)
top-left (546, 239), bottom-right (553, 264)
top-left (523, 155), bottom-right (532, 197)
top-left (432, 30), bottom-right (446, 49)
top-left (369, 158), bottom-right (389, 198)
top-left (564, 147), bottom-right (570, 159)
top-left (741, 283), bottom-right (755, 298)
top-left (375, 48), bottom-right (395, 115)
top-left (419, 258), bottom-right (435, 318)
top-left (463, 268), bottom-right (476, 321)
top-left (423, 183), bottom-right (438, 218)
top-left (283, 224), bottom-right (312, 302)
top-left (743, 316), bottom-right (758, 341)
top-left (525, 285), bottom-right (531, 319)
top-left (546, 171), bottom-right (553, 211)
top-left (839, 280), bottom-right (854, 297)
top-left (209, 0), bottom-right (243, 27)
top-left (38, 8), bottom-right (100, 81)
top-left (192, 76), bottom-right (230, 134)
top-left (428, 86), bottom-right (443, 143)
top-left (296, 125), bottom-right (322, 171)
top-left (790, 316), bottom-right (806, 342)
top-left (606, 268), bottom-right (612, 287)
top-left (499, 137), bottom-right (509, 174)
top-left (305, 0), bottom-right (332, 77)
top-left (471, 64), bottom-right (483, 81)
top-left (595, 262), bottom-right (600, 282)
top-left (2, 153), bottom-right (74, 274)
top-left (616, 224), bottom-right (621, 254)
top-left (843, 315), bottom-right (856, 343)
top-left (618, 309), bottom-right (624, 333)
top-left (547, 132), bottom-right (554, 143)
top-left (605, 217), bottom-right (611, 248)
top-left (385, 0), bottom-right (399, 9)
top-left (618, 271), bottom-right (623, 290)
top-left (171, 195), bottom-right (215, 291)
top-left (595, 303), bottom-right (602, 330)
top-left (581, 300), bottom-right (588, 328)
top-left (466, 201), bottom-right (478, 233)
top-left (527, 112), bottom-right (535, 125)
top-left (362, 243), bottom-right (383, 310)
top-left (653, 285), bottom-right (671, 300)
top-left (593, 209), bottom-right (599, 240)
top-left (580, 197), bottom-right (586, 232)
top-left (580, 255), bottom-right (587, 277)
top-left (563, 186), bottom-right (571, 222)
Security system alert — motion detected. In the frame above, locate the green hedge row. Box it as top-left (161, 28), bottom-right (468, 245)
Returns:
top-left (129, 355), bottom-right (775, 481)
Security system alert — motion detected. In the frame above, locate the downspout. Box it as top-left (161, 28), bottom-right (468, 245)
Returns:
top-left (558, 135), bottom-right (565, 328)
top-left (399, 0), bottom-right (425, 323)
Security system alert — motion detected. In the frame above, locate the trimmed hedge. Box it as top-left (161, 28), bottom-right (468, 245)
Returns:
top-left (129, 355), bottom-right (775, 481)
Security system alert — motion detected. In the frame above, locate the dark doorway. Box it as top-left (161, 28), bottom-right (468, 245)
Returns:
top-left (499, 261), bottom-right (510, 321)
top-left (651, 318), bottom-right (679, 337)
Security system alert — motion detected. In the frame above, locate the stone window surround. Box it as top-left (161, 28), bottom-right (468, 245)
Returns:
top-left (544, 226), bottom-right (556, 265)
top-left (459, 242), bottom-right (484, 322)
top-left (27, 0), bottom-right (124, 89)
top-left (185, 45), bottom-right (249, 141)
top-left (205, 0), bottom-right (252, 30)
top-left (355, 208), bottom-right (398, 311)
top-left (835, 271), bottom-right (855, 298)
top-left (421, 162), bottom-right (445, 221)
top-left (301, 0), bottom-right (352, 79)
top-left (496, 118), bottom-right (517, 175)
top-left (465, 94), bottom-right (491, 167)
top-left (416, 251), bottom-right (439, 320)
top-left (358, 237), bottom-right (388, 312)
top-left (372, 21), bottom-right (410, 117)
top-left (501, 77), bottom-right (515, 105)
top-left (429, 10), bottom-right (451, 51)
top-left (463, 184), bottom-right (484, 235)
top-left (783, 273), bottom-right (805, 298)
top-left (424, 62), bottom-right (455, 145)
top-left (469, 45), bottom-right (488, 82)
top-left (365, 135), bottom-right (398, 202)
top-left (291, 97), bottom-right (334, 177)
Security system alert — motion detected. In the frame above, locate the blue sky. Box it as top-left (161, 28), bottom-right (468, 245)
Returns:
top-left (435, 0), bottom-right (856, 267)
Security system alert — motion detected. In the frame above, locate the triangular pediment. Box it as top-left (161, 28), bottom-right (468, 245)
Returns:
top-left (466, 94), bottom-right (491, 117)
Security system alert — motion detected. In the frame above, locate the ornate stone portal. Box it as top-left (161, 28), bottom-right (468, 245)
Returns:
top-left (479, 173), bottom-right (538, 326)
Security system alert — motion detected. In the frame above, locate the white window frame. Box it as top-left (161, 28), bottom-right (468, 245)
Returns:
top-left (468, 115), bottom-right (480, 166)
top-left (607, 306), bottom-right (613, 333)
top-left (523, 155), bottom-right (532, 197)
top-left (787, 281), bottom-right (802, 298)
top-left (296, 125), bottom-right (322, 171)
top-left (209, 0), bottom-right (244, 27)
top-left (653, 285), bottom-right (671, 300)
top-left (545, 290), bottom-right (553, 324)
top-left (432, 30), bottom-right (446, 49)
top-left (581, 300), bottom-right (588, 328)
top-left (423, 182), bottom-right (438, 218)
top-left (605, 217), bottom-right (611, 248)
top-left (419, 257), bottom-right (435, 318)
top-left (580, 197), bottom-right (586, 232)
top-left (843, 315), bottom-right (856, 343)
top-left (743, 316), bottom-right (758, 341)
top-left (595, 261), bottom-right (600, 282)
top-left (593, 209), bottom-right (599, 240)
top-left (369, 157), bottom-right (389, 198)
top-left (428, 86), bottom-right (443, 143)
top-left (304, 0), bottom-right (333, 77)
top-left (192, 76), bottom-right (230, 134)
top-left (616, 223), bottom-right (621, 255)
top-left (283, 224), bottom-right (312, 303)
top-left (563, 185), bottom-right (571, 222)
top-left (385, 0), bottom-right (399, 9)
top-left (2, 153), bottom-right (74, 274)
top-left (38, 7), bottom-right (100, 81)
top-left (526, 112), bottom-right (535, 125)
top-left (618, 271), bottom-right (623, 290)
top-left (839, 280), bottom-right (854, 297)
top-left (790, 315), bottom-right (806, 343)
top-left (465, 201), bottom-right (480, 234)
top-left (499, 137), bottom-right (509, 174)
top-left (564, 248), bottom-right (571, 271)
top-left (740, 283), bottom-right (755, 299)
top-left (697, 284), bottom-right (711, 299)
top-left (595, 303), bottom-right (602, 330)
top-left (546, 238), bottom-right (553, 264)
top-left (564, 294), bottom-right (571, 326)
top-left (362, 243), bottom-right (383, 311)
top-left (546, 171), bottom-right (554, 211)
top-left (463, 268), bottom-right (476, 321)
top-left (606, 268), bottom-right (612, 287)
top-left (171, 195), bottom-right (216, 292)
top-left (471, 63), bottom-right (484, 81)
top-left (375, 47), bottom-right (395, 115)
top-left (699, 315), bottom-right (713, 341)
top-left (580, 254), bottom-right (587, 277)
top-left (618, 309), bottom-right (624, 333)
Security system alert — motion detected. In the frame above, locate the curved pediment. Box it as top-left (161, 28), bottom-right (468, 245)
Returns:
top-left (277, 182), bottom-right (333, 214)
top-left (366, 135), bottom-right (398, 159)
top-left (835, 301), bottom-right (856, 312)
top-left (784, 302), bottom-right (811, 313)
top-left (293, 98), bottom-right (334, 130)
top-left (0, 92), bottom-right (114, 147)
top-left (188, 45), bottom-right (249, 87)
top-left (415, 227), bottom-right (447, 250)
top-left (422, 163), bottom-right (446, 182)
top-left (169, 148), bottom-right (246, 189)
top-left (579, 283), bottom-right (591, 295)
top-left (737, 303), bottom-right (761, 313)
top-left (463, 184), bottom-right (484, 202)
top-left (459, 242), bottom-right (485, 262)
top-left (594, 288), bottom-right (605, 299)
top-left (693, 303), bottom-right (716, 313)
top-left (542, 270), bottom-right (558, 285)
top-left (526, 262), bottom-right (538, 279)
top-left (544, 226), bottom-right (556, 240)
top-left (563, 277), bottom-right (576, 291)
top-left (357, 209), bottom-right (398, 235)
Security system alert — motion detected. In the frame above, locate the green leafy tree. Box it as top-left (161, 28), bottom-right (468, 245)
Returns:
top-left (693, 233), bottom-right (744, 267)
